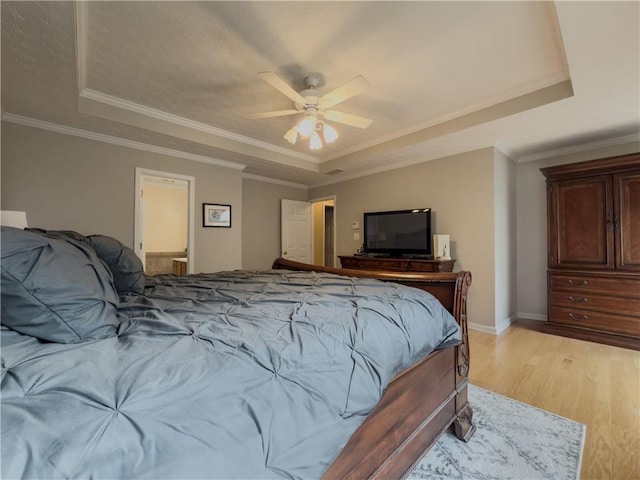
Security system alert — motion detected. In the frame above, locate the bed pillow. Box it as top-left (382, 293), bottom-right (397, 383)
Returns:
top-left (26, 229), bottom-right (145, 295)
top-left (87, 235), bottom-right (145, 295)
top-left (26, 227), bottom-right (89, 244)
top-left (0, 226), bottom-right (119, 343)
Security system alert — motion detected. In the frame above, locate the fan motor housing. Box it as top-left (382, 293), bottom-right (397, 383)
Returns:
top-left (296, 90), bottom-right (322, 110)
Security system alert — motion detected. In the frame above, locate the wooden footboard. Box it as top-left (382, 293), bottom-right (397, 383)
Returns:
top-left (271, 258), bottom-right (475, 479)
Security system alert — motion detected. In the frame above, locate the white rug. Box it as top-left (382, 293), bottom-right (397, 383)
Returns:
top-left (407, 385), bottom-right (586, 480)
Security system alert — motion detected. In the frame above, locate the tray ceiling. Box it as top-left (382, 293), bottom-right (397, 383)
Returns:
top-left (2, 1), bottom-right (638, 186)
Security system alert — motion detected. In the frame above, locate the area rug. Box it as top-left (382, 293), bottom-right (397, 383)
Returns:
top-left (407, 385), bottom-right (586, 480)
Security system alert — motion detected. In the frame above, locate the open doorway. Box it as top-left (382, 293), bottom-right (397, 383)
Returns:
top-left (311, 197), bottom-right (337, 267)
top-left (134, 168), bottom-right (195, 275)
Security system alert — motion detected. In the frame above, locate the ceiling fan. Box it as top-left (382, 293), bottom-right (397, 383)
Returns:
top-left (248, 72), bottom-right (372, 149)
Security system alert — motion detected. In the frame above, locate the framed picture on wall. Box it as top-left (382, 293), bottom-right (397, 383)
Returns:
top-left (203, 203), bottom-right (231, 228)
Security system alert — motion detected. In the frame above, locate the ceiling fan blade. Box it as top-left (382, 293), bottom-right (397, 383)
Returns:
top-left (247, 110), bottom-right (299, 119)
top-left (258, 72), bottom-right (307, 105)
top-left (324, 110), bottom-right (372, 129)
top-left (319, 76), bottom-right (370, 109)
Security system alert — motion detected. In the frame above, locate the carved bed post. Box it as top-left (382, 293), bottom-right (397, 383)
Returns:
top-left (453, 271), bottom-right (471, 379)
top-left (452, 271), bottom-right (476, 442)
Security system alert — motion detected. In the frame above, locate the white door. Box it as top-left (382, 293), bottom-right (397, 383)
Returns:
top-left (281, 199), bottom-right (312, 263)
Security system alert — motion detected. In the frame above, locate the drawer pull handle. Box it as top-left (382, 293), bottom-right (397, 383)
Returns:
top-left (568, 296), bottom-right (588, 303)
top-left (568, 313), bottom-right (588, 321)
top-left (568, 279), bottom-right (588, 286)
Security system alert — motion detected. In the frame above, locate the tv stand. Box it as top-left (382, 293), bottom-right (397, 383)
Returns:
top-left (369, 254), bottom-right (434, 260)
top-left (339, 255), bottom-right (455, 273)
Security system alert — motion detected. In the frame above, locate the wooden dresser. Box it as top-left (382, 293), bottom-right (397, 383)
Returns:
top-left (541, 152), bottom-right (640, 350)
top-left (339, 255), bottom-right (455, 272)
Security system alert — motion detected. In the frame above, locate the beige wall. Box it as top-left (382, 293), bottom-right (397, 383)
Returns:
top-left (241, 177), bottom-right (307, 270)
top-left (5, 120), bottom-right (636, 330)
top-left (1, 121), bottom-right (242, 273)
top-left (144, 184), bottom-right (188, 252)
top-left (515, 140), bottom-right (640, 320)
top-left (309, 148), bottom-right (497, 330)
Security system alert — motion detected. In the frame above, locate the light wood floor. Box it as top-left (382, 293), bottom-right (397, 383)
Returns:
top-left (468, 321), bottom-right (639, 480)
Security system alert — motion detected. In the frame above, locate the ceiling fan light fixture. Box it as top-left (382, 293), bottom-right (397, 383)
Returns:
top-left (322, 123), bottom-right (339, 144)
top-left (284, 125), bottom-right (298, 144)
top-left (297, 114), bottom-right (317, 138)
top-left (309, 131), bottom-right (323, 150)
top-left (248, 72), bottom-right (372, 150)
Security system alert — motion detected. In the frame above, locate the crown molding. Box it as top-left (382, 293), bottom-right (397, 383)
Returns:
top-left (79, 89), bottom-right (319, 165)
top-left (310, 146), bottom-right (496, 188)
top-left (2, 113), bottom-right (246, 171)
top-left (323, 73), bottom-right (571, 162)
top-left (312, 131), bottom-right (640, 187)
top-left (517, 133), bottom-right (640, 163)
top-left (319, 79), bottom-right (574, 175)
top-left (242, 173), bottom-right (308, 190)
top-left (75, 2), bottom-right (89, 93)
top-left (72, 4), bottom-right (318, 173)
top-left (75, 1), bottom-right (88, 93)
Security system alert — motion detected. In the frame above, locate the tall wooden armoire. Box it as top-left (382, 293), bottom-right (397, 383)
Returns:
top-left (541, 152), bottom-right (640, 350)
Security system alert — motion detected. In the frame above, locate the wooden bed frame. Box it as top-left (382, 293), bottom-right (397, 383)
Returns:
top-left (272, 258), bottom-right (475, 479)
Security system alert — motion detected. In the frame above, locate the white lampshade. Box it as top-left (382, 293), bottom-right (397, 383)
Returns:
top-left (309, 131), bottom-right (323, 150)
top-left (283, 115), bottom-right (340, 150)
top-left (322, 123), bottom-right (339, 143)
top-left (1, 210), bottom-right (28, 229)
top-left (297, 115), bottom-right (317, 137)
top-left (284, 125), bottom-right (298, 144)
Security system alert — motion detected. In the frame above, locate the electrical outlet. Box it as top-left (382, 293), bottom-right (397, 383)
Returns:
top-left (353, 232), bottom-right (360, 241)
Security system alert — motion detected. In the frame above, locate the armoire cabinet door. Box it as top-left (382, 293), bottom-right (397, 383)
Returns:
top-left (548, 175), bottom-right (614, 269)
top-left (614, 170), bottom-right (640, 271)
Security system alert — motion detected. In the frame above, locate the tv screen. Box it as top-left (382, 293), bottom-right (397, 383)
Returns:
top-left (363, 208), bottom-right (432, 256)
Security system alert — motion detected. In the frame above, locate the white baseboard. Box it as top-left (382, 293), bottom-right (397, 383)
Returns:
top-left (468, 315), bottom-right (518, 335)
top-left (468, 322), bottom-right (497, 334)
top-left (495, 315), bottom-right (515, 335)
top-left (469, 314), bottom-right (548, 335)
top-left (517, 312), bottom-right (547, 321)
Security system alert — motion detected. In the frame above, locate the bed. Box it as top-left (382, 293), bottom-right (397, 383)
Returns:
top-left (1, 226), bottom-right (474, 479)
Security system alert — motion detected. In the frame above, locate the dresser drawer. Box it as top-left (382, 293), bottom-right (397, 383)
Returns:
top-left (549, 273), bottom-right (640, 298)
top-left (358, 259), bottom-right (405, 271)
top-left (338, 257), bottom-right (361, 269)
top-left (340, 258), bottom-right (406, 271)
top-left (406, 261), bottom-right (438, 272)
top-left (339, 256), bottom-right (455, 273)
top-left (549, 307), bottom-right (640, 337)
top-left (550, 291), bottom-right (640, 317)
top-left (406, 259), bottom-right (455, 272)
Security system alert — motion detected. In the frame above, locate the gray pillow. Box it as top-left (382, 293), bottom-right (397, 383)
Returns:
top-left (0, 226), bottom-right (119, 343)
top-left (25, 229), bottom-right (145, 295)
top-left (87, 235), bottom-right (145, 295)
top-left (26, 228), bottom-right (88, 244)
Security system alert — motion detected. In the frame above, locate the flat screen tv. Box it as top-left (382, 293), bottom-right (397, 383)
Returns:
top-left (363, 208), bottom-right (432, 257)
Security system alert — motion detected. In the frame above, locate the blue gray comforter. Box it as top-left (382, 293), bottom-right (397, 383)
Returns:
top-left (2, 269), bottom-right (461, 479)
